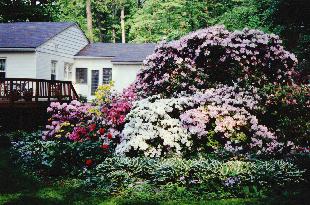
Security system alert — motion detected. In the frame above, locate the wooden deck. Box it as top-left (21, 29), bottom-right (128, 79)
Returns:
top-left (0, 78), bottom-right (79, 131)
top-left (0, 78), bottom-right (78, 108)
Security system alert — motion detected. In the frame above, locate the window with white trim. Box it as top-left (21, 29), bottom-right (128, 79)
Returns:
top-left (102, 68), bottom-right (112, 84)
top-left (76, 68), bottom-right (88, 84)
top-left (51, 60), bottom-right (57, 80)
top-left (0, 59), bottom-right (6, 79)
top-left (64, 63), bottom-right (73, 80)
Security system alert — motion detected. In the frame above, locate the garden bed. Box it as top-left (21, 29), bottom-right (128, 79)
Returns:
top-left (1, 147), bottom-right (309, 205)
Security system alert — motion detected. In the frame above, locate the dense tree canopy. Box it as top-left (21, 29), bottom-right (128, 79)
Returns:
top-left (0, 0), bottom-right (54, 22)
top-left (128, 0), bottom-right (208, 42)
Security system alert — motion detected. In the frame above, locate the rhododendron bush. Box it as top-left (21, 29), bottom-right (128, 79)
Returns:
top-left (41, 84), bottom-right (138, 157)
top-left (42, 100), bottom-right (115, 161)
top-left (116, 85), bottom-right (292, 157)
top-left (260, 84), bottom-right (310, 148)
top-left (134, 25), bottom-right (299, 98)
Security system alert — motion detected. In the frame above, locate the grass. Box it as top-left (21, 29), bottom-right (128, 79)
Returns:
top-left (0, 135), bottom-right (309, 205)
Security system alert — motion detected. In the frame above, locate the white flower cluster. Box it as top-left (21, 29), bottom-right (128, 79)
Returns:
top-left (116, 96), bottom-right (194, 157)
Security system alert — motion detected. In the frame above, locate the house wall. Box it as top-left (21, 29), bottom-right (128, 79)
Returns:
top-left (73, 58), bottom-right (142, 101)
top-left (112, 63), bottom-right (142, 92)
top-left (35, 25), bottom-right (89, 80)
top-left (0, 52), bottom-right (36, 78)
top-left (73, 58), bottom-right (113, 100)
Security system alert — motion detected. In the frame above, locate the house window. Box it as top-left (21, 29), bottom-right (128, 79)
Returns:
top-left (51, 60), bottom-right (57, 80)
top-left (102, 68), bottom-right (112, 84)
top-left (0, 59), bottom-right (6, 79)
top-left (91, 70), bottom-right (99, 95)
top-left (76, 68), bottom-right (88, 84)
top-left (64, 63), bottom-right (73, 80)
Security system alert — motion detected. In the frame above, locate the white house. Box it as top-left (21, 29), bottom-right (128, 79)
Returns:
top-left (0, 22), bottom-right (155, 100)
top-left (74, 43), bottom-right (155, 99)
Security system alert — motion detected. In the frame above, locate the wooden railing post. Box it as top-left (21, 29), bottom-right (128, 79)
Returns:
top-left (9, 79), bottom-right (13, 103)
top-left (68, 83), bottom-right (72, 101)
top-left (48, 81), bottom-right (51, 102)
top-left (70, 83), bottom-right (78, 101)
top-left (35, 80), bottom-right (39, 102)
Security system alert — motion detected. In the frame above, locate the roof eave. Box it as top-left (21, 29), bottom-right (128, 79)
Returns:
top-left (0, 48), bottom-right (36, 52)
top-left (74, 56), bottom-right (113, 59)
top-left (112, 61), bottom-right (144, 65)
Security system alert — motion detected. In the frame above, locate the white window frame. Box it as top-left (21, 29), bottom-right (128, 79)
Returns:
top-left (0, 58), bottom-right (6, 78)
top-left (76, 68), bottom-right (88, 84)
top-left (102, 67), bottom-right (112, 84)
top-left (64, 63), bottom-right (73, 81)
top-left (51, 60), bottom-right (57, 80)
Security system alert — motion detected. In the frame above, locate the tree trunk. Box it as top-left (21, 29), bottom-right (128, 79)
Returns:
top-left (121, 7), bottom-right (126, 43)
top-left (86, 0), bottom-right (93, 43)
top-left (112, 28), bottom-right (116, 43)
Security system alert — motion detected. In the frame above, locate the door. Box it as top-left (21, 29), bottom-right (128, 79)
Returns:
top-left (91, 70), bottom-right (99, 95)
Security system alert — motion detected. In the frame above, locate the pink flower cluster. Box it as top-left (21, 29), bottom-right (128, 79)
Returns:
top-left (43, 100), bottom-right (115, 151)
top-left (135, 25), bottom-right (298, 97)
top-left (178, 86), bottom-right (288, 156)
top-left (179, 108), bottom-right (209, 138)
top-left (105, 85), bottom-right (138, 128)
top-left (43, 100), bottom-right (92, 139)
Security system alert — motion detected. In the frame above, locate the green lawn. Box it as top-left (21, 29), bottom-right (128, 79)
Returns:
top-left (1, 140), bottom-right (309, 205)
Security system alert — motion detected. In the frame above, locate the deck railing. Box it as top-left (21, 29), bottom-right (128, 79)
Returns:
top-left (0, 78), bottom-right (78, 103)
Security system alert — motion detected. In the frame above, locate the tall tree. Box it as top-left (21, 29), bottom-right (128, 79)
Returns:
top-left (86, 0), bottom-right (93, 42)
top-left (121, 7), bottom-right (126, 43)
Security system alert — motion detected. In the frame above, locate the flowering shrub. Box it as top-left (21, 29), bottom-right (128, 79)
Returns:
top-left (116, 95), bottom-right (193, 157)
top-left (104, 84), bottom-right (138, 129)
top-left (135, 26), bottom-right (298, 97)
top-left (10, 131), bottom-right (112, 176)
top-left (43, 100), bottom-right (93, 140)
top-left (94, 81), bottom-right (116, 105)
top-left (260, 84), bottom-right (310, 148)
top-left (116, 85), bottom-right (289, 157)
top-left (180, 105), bottom-right (285, 156)
top-left (42, 100), bottom-right (116, 166)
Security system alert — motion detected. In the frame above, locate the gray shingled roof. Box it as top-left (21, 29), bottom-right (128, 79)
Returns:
top-left (0, 22), bottom-right (76, 48)
top-left (76, 43), bottom-right (156, 62)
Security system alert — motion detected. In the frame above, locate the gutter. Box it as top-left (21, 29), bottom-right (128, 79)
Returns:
top-left (0, 48), bottom-right (36, 52)
top-left (74, 56), bottom-right (113, 59)
top-left (112, 61), bottom-right (143, 65)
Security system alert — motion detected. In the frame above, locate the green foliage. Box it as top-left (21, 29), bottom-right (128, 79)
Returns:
top-left (0, 0), bottom-right (55, 22)
top-left (259, 84), bottom-right (310, 147)
top-left (4, 137), bottom-right (310, 204)
top-left (9, 131), bottom-right (111, 177)
top-left (128, 0), bottom-right (208, 42)
top-left (86, 156), bottom-right (305, 198)
top-left (210, 5), bottom-right (262, 31)
top-left (207, 0), bottom-right (272, 31)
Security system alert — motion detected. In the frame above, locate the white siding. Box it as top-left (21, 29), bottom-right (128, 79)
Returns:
top-left (73, 58), bottom-right (142, 100)
top-left (0, 52), bottom-right (36, 78)
top-left (112, 64), bottom-right (142, 92)
top-left (36, 52), bottom-right (73, 80)
top-left (73, 58), bottom-right (113, 100)
top-left (35, 25), bottom-right (88, 80)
